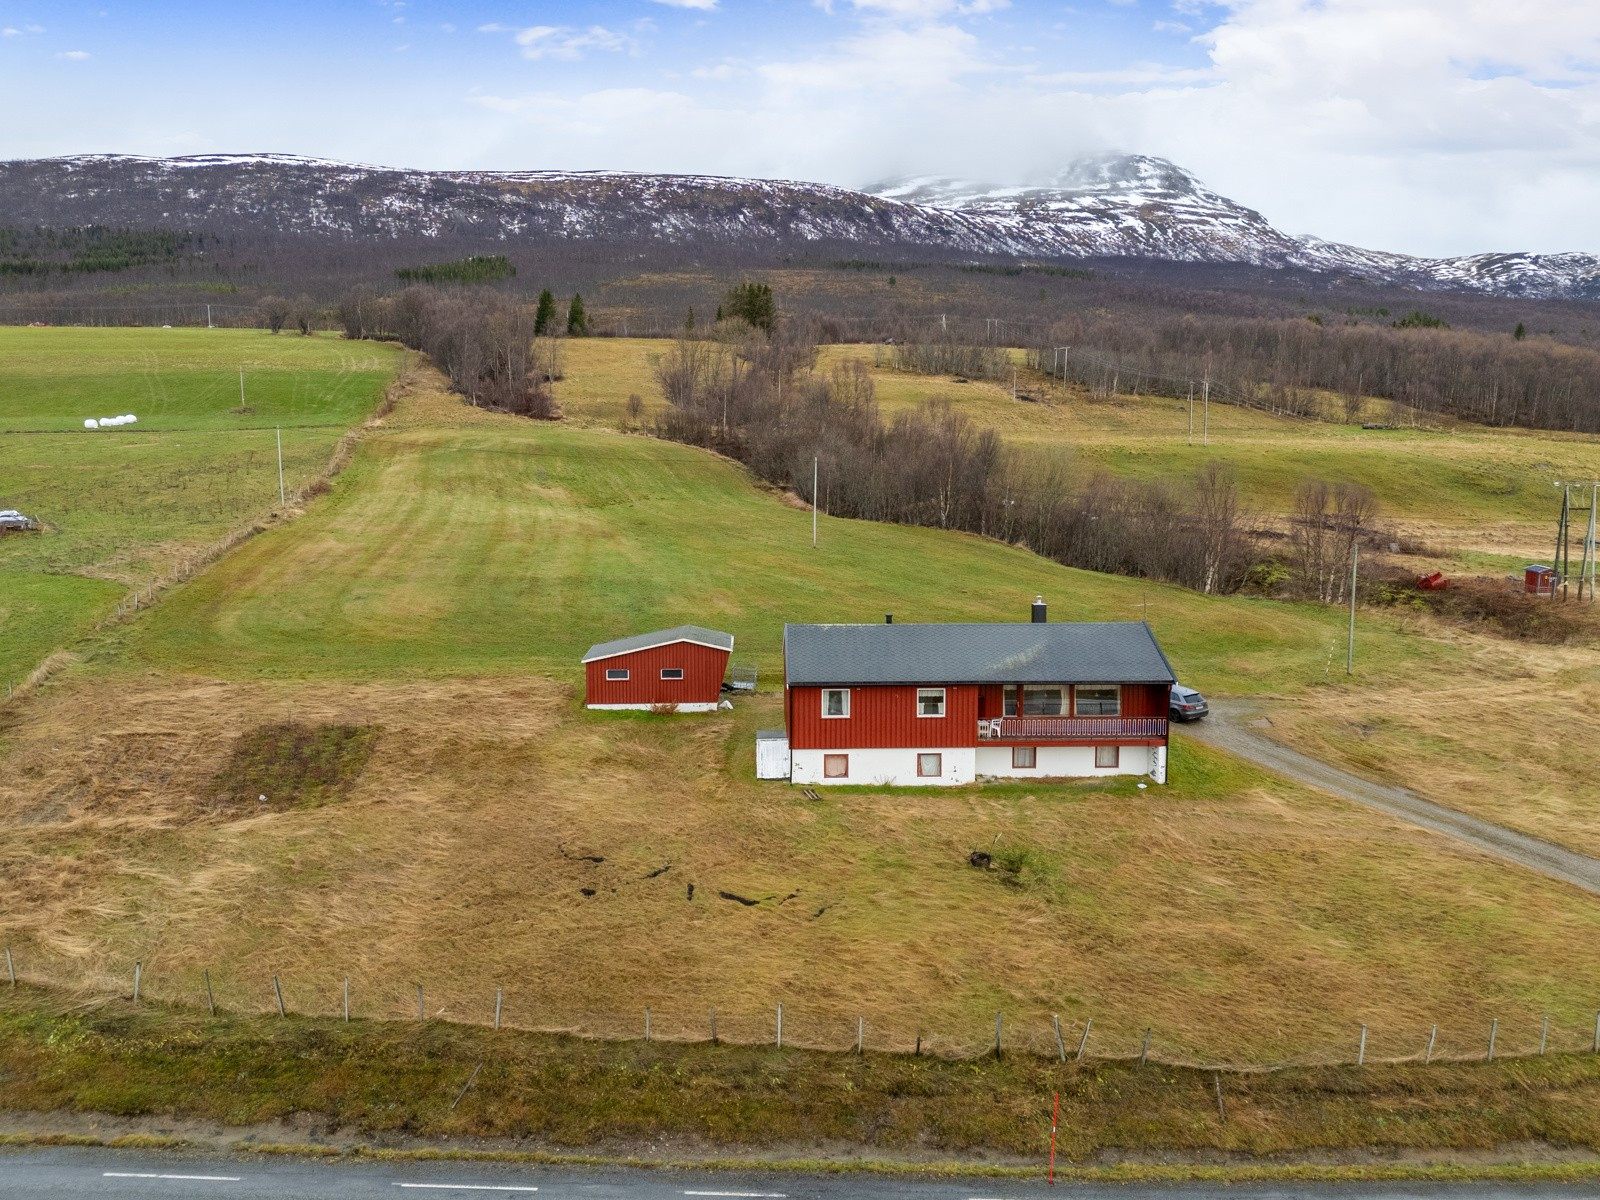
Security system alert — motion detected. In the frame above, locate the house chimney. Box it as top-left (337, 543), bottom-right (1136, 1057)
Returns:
top-left (1031, 595), bottom-right (1047, 623)
top-left (885, 613), bottom-right (894, 624)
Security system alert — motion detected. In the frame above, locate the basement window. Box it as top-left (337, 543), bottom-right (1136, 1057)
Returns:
top-left (1012, 745), bottom-right (1037, 769)
top-left (1075, 685), bottom-right (1121, 716)
top-left (824, 754), bottom-right (849, 779)
top-left (1095, 745), bottom-right (1120, 769)
top-left (917, 687), bottom-right (946, 717)
top-left (917, 753), bottom-right (942, 778)
top-left (605, 668), bottom-right (630, 681)
top-left (660, 668), bottom-right (684, 680)
top-left (822, 688), bottom-right (850, 718)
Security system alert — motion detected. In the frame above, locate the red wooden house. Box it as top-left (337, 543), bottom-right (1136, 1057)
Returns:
top-left (583, 625), bottom-right (734, 712)
top-left (778, 600), bottom-right (1176, 785)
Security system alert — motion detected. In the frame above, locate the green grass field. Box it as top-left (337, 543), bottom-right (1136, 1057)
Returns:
top-left (555, 339), bottom-right (1600, 561)
top-left (5, 361), bottom-right (1600, 1071)
top-left (0, 328), bottom-right (397, 682)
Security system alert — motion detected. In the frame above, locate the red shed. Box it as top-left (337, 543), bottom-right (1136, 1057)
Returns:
top-left (582, 625), bottom-right (734, 712)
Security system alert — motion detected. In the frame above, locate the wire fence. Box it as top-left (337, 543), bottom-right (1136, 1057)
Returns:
top-left (6, 948), bottom-right (1597, 1074)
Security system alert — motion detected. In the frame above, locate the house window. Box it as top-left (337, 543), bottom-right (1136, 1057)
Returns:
top-left (917, 687), bottom-right (946, 717)
top-left (1075, 685), bottom-right (1121, 716)
top-left (1003, 685), bottom-right (1018, 717)
top-left (1095, 745), bottom-right (1120, 769)
top-left (917, 752), bottom-right (942, 778)
top-left (824, 754), bottom-right (849, 779)
top-left (1012, 745), bottom-right (1037, 769)
top-left (660, 668), bottom-right (684, 680)
top-left (822, 689), bottom-right (850, 718)
top-left (605, 668), bottom-right (630, 681)
top-left (1023, 686), bottom-right (1065, 716)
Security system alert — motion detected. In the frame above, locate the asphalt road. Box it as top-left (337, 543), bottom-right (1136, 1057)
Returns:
top-left (1180, 703), bottom-right (1600, 896)
top-left (1, 1147), bottom-right (1596, 1200)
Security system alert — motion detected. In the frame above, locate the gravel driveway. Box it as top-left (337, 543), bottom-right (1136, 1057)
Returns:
top-left (1180, 700), bottom-right (1600, 896)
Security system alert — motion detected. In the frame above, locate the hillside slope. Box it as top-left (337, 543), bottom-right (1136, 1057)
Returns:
top-left (3, 152), bottom-right (1595, 299)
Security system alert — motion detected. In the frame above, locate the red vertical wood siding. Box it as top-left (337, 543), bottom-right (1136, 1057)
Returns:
top-left (1119, 683), bottom-right (1169, 718)
top-left (585, 642), bottom-right (729, 707)
top-left (788, 685), bottom-right (980, 750)
top-left (977, 684), bottom-right (1005, 720)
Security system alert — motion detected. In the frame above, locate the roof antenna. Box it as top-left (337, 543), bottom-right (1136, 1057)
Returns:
top-left (1031, 595), bottom-right (1047, 624)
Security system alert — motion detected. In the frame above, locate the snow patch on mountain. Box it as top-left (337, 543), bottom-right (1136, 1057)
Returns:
top-left (3, 151), bottom-right (1596, 299)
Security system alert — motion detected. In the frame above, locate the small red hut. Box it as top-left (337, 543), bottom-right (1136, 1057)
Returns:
top-left (582, 625), bottom-right (734, 712)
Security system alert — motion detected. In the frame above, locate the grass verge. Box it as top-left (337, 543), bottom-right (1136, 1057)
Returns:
top-left (6, 986), bottom-right (1600, 1171)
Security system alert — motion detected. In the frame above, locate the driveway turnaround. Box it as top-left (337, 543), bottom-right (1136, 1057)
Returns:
top-left (1182, 703), bottom-right (1600, 896)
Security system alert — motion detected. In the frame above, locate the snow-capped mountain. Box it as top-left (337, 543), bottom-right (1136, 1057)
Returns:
top-left (0, 151), bottom-right (1594, 299)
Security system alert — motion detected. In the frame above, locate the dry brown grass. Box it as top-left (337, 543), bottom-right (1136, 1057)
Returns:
top-left (1258, 633), bottom-right (1600, 857)
top-left (6, 669), bottom-right (1600, 1067)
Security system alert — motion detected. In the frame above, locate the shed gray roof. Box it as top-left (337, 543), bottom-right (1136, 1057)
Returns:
top-left (784, 622), bottom-right (1175, 686)
top-left (582, 624), bottom-right (734, 663)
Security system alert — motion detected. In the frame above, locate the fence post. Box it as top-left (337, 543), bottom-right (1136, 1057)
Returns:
top-left (857, 1015), bottom-right (864, 1056)
top-left (1052, 1014), bottom-right (1066, 1062)
top-left (1140, 1027), bottom-right (1152, 1065)
top-left (710, 1007), bottom-right (717, 1045)
top-left (1594, 1011), bottom-right (1599, 1054)
top-left (1075, 1018), bottom-right (1093, 1062)
top-left (273, 975), bottom-right (286, 1017)
top-left (1357, 1024), bottom-right (1367, 1066)
top-left (495, 989), bottom-right (503, 1031)
top-left (132, 961), bottom-right (142, 1003)
top-left (994, 1011), bottom-right (1003, 1060)
top-left (417, 984), bottom-right (424, 1022)
top-left (204, 969), bottom-right (215, 1016)
top-left (777, 1002), bottom-right (783, 1048)
top-left (5, 946), bottom-right (13, 987)
top-left (1486, 1018), bottom-right (1498, 1062)
top-left (1540, 1015), bottom-right (1549, 1056)
top-left (645, 1008), bottom-right (651, 1042)
top-left (343, 976), bottom-right (350, 1023)
top-left (1425, 1024), bottom-right (1437, 1064)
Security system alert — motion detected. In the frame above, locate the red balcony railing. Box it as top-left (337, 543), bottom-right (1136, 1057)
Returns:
top-left (977, 716), bottom-right (1167, 741)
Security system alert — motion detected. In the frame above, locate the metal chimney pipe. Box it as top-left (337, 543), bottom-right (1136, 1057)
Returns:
top-left (885, 613), bottom-right (894, 624)
top-left (1031, 595), bottom-right (1047, 623)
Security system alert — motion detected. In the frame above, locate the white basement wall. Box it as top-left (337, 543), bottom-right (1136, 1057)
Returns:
top-left (791, 747), bottom-right (977, 787)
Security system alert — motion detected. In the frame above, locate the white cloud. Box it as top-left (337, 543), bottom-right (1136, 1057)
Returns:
top-left (649, 0), bottom-right (719, 9)
top-left (1, 28), bottom-right (21, 36)
top-left (481, 22), bottom-right (634, 61)
top-left (55, 50), bottom-right (90, 60)
top-left (690, 63), bottom-right (745, 81)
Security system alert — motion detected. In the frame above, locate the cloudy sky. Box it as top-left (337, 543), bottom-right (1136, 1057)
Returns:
top-left (0, 0), bottom-right (1595, 257)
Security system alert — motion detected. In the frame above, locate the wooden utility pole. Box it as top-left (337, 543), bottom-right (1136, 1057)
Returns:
top-left (812, 456), bottom-right (818, 549)
top-left (1347, 544), bottom-right (1359, 675)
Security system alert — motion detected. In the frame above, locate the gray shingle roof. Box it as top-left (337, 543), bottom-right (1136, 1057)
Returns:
top-left (582, 624), bottom-right (734, 663)
top-left (784, 622), bottom-right (1175, 686)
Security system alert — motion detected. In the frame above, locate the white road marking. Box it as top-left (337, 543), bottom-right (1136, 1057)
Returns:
top-left (393, 1186), bottom-right (539, 1193)
top-left (103, 1173), bottom-right (241, 1182)
top-left (683, 1192), bottom-right (788, 1198)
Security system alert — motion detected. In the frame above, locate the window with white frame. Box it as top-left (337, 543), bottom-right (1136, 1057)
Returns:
top-left (917, 752), bottom-right (942, 778)
top-left (1022, 686), bottom-right (1065, 716)
top-left (660, 668), bottom-right (684, 680)
top-left (822, 688), bottom-right (850, 718)
top-left (916, 687), bottom-right (946, 717)
top-left (1003, 684), bottom-right (1018, 716)
top-left (1075, 685), bottom-right (1121, 716)
top-left (824, 754), bottom-right (849, 778)
top-left (1094, 745), bottom-right (1120, 768)
top-left (1012, 745), bottom-right (1037, 769)
top-left (605, 668), bottom-right (630, 681)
